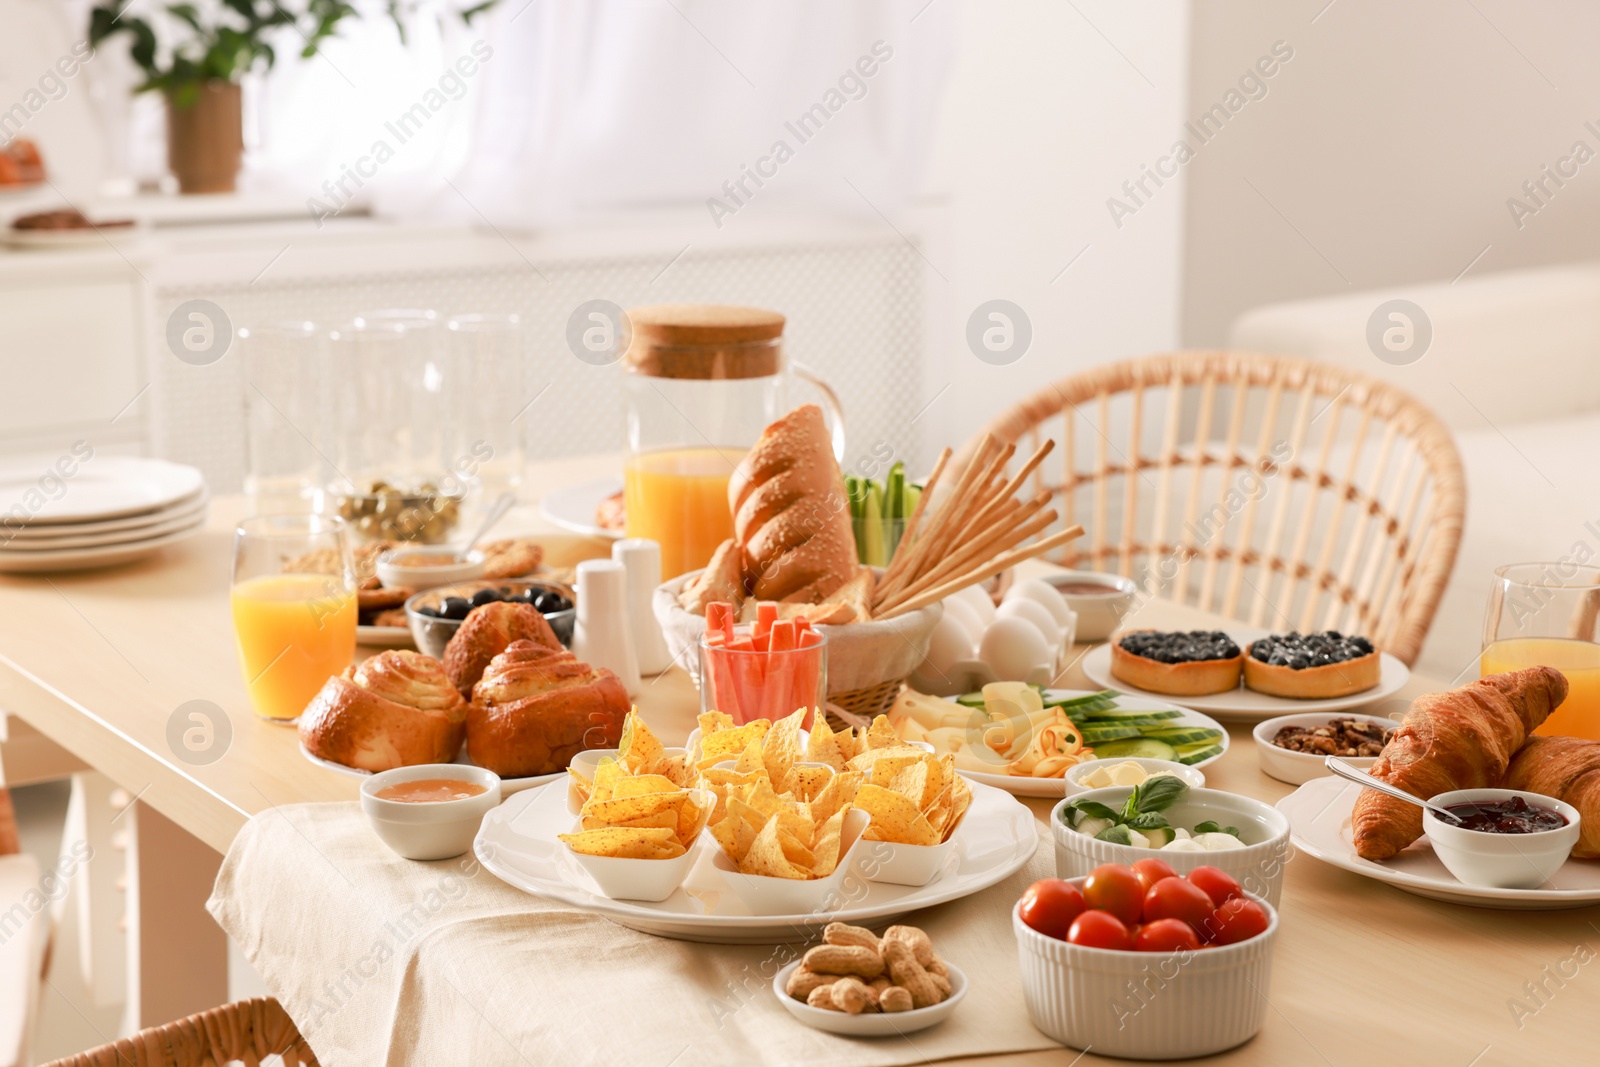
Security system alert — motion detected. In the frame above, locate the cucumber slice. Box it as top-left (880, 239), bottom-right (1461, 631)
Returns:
top-left (1081, 707), bottom-right (1186, 721)
top-left (1174, 743), bottom-right (1223, 765)
top-left (955, 692), bottom-right (987, 708)
top-left (1041, 690), bottom-right (1120, 709)
top-left (1071, 715), bottom-right (1176, 729)
top-left (1142, 727), bottom-right (1224, 746)
top-left (1079, 724), bottom-right (1145, 743)
top-left (1089, 738), bottom-right (1179, 761)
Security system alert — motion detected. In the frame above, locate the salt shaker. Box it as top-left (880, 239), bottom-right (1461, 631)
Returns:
top-left (572, 559), bottom-right (641, 695)
top-left (612, 538), bottom-right (673, 676)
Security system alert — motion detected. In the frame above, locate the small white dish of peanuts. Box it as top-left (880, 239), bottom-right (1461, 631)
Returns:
top-left (772, 922), bottom-right (967, 1036)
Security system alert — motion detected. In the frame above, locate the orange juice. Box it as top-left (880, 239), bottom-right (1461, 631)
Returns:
top-left (231, 573), bottom-right (357, 721)
top-left (1480, 637), bottom-right (1600, 741)
top-left (624, 447), bottom-right (741, 579)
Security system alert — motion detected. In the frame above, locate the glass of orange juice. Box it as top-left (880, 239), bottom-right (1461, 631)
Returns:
top-left (1481, 562), bottom-right (1600, 741)
top-left (231, 515), bottom-right (358, 722)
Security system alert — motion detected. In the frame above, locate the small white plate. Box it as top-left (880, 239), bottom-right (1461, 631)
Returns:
top-left (1, 489), bottom-right (207, 539)
top-left (299, 741), bottom-right (560, 795)
top-left (0, 457), bottom-right (204, 523)
top-left (356, 624), bottom-right (415, 649)
top-left (1278, 777), bottom-right (1600, 910)
top-left (538, 477), bottom-right (623, 540)
top-left (935, 690), bottom-right (1229, 798)
top-left (1081, 627), bottom-right (1409, 722)
top-left (0, 519), bottom-right (204, 573)
top-left (772, 960), bottom-right (967, 1036)
top-left (1252, 712), bottom-right (1391, 785)
top-left (0, 506), bottom-right (206, 550)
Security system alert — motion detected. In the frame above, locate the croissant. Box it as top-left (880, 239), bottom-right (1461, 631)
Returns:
top-left (1352, 666), bottom-right (1568, 860)
top-left (443, 600), bottom-right (561, 696)
top-left (728, 404), bottom-right (857, 603)
top-left (467, 639), bottom-right (629, 777)
top-left (1504, 735), bottom-right (1600, 859)
top-left (298, 650), bottom-right (468, 772)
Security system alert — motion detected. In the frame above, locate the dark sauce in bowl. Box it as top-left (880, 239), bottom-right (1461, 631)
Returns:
top-left (1443, 796), bottom-right (1567, 834)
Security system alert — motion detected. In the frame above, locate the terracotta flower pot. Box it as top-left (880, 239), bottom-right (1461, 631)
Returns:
top-left (165, 81), bottom-right (243, 194)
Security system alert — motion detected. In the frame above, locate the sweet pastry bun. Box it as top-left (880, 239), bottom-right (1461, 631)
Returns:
top-left (298, 650), bottom-right (468, 772)
top-left (443, 600), bottom-right (561, 696)
top-left (467, 640), bottom-right (630, 777)
top-left (1110, 630), bottom-right (1243, 696)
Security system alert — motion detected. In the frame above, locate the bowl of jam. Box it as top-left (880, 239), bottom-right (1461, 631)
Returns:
top-left (1423, 788), bottom-right (1581, 890)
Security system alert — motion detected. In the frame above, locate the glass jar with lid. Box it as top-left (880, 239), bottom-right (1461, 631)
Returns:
top-left (621, 303), bottom-right (844, 579)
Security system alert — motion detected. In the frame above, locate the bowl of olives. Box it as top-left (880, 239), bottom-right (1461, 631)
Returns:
top-left (405, 578), bottom-right (576, 657)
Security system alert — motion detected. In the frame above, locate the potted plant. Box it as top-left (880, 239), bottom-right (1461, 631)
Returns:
top-left (88, 1), bottom-right (494, 195)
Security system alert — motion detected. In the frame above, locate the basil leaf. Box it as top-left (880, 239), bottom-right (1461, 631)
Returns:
top-left (1132, 775), bottom-right (1189, 815)
top-left (1127, 811), bottom-right (1170, 830)
top-left (1065, 799), bottom-right (1120, 823)
top-left (1095, 824), bottom-right (1136, 845)
top-left (1193, 820), bottom-right (1221, 835)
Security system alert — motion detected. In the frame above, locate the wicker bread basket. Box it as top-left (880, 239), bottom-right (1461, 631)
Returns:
top-left (653, 570), bottom-right (943, 721)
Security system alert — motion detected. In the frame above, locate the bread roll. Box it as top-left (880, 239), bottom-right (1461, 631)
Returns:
top-left (298, 650), bottom-right (468, 772)
top-left (467, 640), bottom-right (629, 777)
top-left (728, 404), bottom-right (856, 603)
top-left (443, 600), bottom-right (561, 696)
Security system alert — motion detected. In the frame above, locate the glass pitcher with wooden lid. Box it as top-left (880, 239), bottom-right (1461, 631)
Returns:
top-left (622, 303), bottom-right (844, 579)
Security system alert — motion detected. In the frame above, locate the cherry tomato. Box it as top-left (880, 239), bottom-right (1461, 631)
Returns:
top-left (1209, 897), bottom-right (1271, 946)
top-left (1082, 863), bottom-right (1144, 926)
top-left (1131, 857), bottom-right (1179, 895)
top-left (1186, 865), bottom-right (1243, 908)
top-left (1142, 876), bottom-right (1215, 935)
top-left (1018, 879), bottom-right (1086, 940)
top-left (1067, 909), bottom-right (1133, 951)
top-left (1133, 917), bottom-right (1201, 953)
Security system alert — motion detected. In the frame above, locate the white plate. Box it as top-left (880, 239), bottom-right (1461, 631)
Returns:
top-left (0, 457), bottom-right (204, 524)
top-left (474, 777), bottom-right (1038, 943)
top-left (538, 477), bottom-right (623, 540)
top-left (356, 624), bottom-right (415, 649)
top-left (1080, 628), bottom-right (1409, 721)
top-left (3, 226), bottom-right (137, 250)
top-left (0, 505), bottom-right (207, 550)
top-left (936, 690), bottom-right (1230, 798)
top-left (772, 960), bottom-right (967, 1035)
top-left (0, 519), bottom-right (204, 573)
top-left (1278, 777), bottom-right (1600, 910)
top-left (298, 741), bottom-right (559, 795)
top-left (1, 489), bottom-right (207, 540)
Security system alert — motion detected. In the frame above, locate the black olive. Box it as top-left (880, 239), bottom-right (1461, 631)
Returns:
top-left (470, 588), bottom-right (499, 607)
top-left (442, 596), bottom-right (472, 621)
top-left (416, 605), bottom-right (439, 618)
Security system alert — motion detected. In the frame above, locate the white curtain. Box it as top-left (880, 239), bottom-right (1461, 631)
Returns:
top-left (246, 0), bottom-right (954, 227)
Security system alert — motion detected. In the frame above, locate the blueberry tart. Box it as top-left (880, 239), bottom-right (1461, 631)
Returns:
top-left (1244, 630), bottom-right (1378, 698)
top-left (1110, 630), bottom-right (1243, 696)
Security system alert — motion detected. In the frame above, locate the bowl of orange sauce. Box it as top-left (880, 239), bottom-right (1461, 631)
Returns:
top-left (360, 763), bottom-right (502, 860)
top-left (375, 546), bottom-right (485, 591)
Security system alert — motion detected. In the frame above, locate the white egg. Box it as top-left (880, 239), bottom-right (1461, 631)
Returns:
top-left (949, 583), bottom-right (998, 627)
top-left (1004, 577), bottom-right (1075, 630)
top-left (940, 594), bottom-right (986, 643)
top-left (978, 615), bottom-right (1053, 682)
top-left (920, 612), bottom-right (977, 681)
top-left (995, 597), bottom-right (1063, 650)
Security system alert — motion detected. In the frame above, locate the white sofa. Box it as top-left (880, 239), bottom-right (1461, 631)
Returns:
top-left (1230, 262), bottom-right (1600, 684)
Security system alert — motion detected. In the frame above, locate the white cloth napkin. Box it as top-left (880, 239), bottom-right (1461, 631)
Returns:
top-left (208, 802), bottom-right (1064, 1067)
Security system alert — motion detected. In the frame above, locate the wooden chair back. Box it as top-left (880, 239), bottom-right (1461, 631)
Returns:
top-left (959, 351), bottom-right (1466, 665)
top-left (39, 998), bottom-right (318, 1067)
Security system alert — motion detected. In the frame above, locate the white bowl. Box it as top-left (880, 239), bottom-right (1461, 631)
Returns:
top-left (1013, 887), bottom-right (1278, 1058)
top-left (1062, 758), bottom-right (1206, 796)
top-left (711, 808), bottom-right (869, 914)
top-left (1252, 712), bottom-right (1393, 786)
top-left (1423, 788), bottom-right (1582, 890)
top-left (360, 763), bottom-right (502, 860)
top-left (1038, 570), bottom-right (1137, 642)
top-left (853, 833), bottom-right (960, 887)
top-left (562, 786), bottom-right (714, 902)
top-left (566, 746), bottom-right (690, 814)
top-left (376, 546), bottom-right (485, 590)
top-left (1051, 786), bottom-right (1291, 907)
top-left (772, 959), bottom-right (967, 1035)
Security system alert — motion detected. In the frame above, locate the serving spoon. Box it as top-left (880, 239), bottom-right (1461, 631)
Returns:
top-left (460, 492), bottom-right (516, 555)
top-left (1323, 756), bottom-right (1463, 825)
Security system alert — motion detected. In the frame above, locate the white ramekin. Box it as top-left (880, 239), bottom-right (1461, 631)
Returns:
top-left (1252, 712), bottom-right (1390, 786)
top-left (1423, 788), bottom-right (1581, 890)
top-left (360, 763), bottom-right (501, 860)
top-left (1051, 786), bottom-right (1291, 908)
top-left (1013, 889), bottom-right (1278, 1059)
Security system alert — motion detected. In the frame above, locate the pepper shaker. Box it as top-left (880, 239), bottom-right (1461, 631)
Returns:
top-left (612, 538), bottom-right (674, 676)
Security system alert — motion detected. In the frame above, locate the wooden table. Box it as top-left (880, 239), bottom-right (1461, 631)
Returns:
top-left (1, 456), bottom-right (1593, 1064)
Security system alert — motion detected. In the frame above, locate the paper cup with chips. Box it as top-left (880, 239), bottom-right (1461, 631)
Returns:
top-left (848, 745), bottom-right (975, 887)
top-left (712, 806), bottom-right (870, 915)
top-left (559, 784), bottom-right (715, 902)
top-left (567, 746), bottom-right (690, 815)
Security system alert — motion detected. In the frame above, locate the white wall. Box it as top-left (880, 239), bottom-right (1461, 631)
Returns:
top-left (1183, 0), bottom-right (1600, 346)
top-left (916, 0), bottom-right (1192, 459)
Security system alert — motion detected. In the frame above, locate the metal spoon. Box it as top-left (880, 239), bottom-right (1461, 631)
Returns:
top-left (1323, 756), bottom-right (1463, 825)
top-left (460, 492), bottom-right (516, 555)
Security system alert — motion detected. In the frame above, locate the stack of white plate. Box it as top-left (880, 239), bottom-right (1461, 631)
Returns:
top-left (0, 456), bottom-right (207, 573)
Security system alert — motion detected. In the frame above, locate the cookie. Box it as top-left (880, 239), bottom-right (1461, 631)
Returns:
top-left (357, 586), bottom-right (412, 612)
top-left (479, 537), bottom-right (543, 580)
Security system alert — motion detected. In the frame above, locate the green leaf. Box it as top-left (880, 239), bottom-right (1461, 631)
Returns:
top-left (459, 0), bottom-right (497, 22)
top-left (167, 3), bottom-right (202, 31)
top-left (1125, 774), bottom-right (1189, 819)
top-left (1063, 799), bottom-right (1120, 824)
top-left (1192, 821), bottom-right (1242, 838)
top-left (1094, 824), bottom-right (1137, 846)
top-left (1127, 811), bottom-right (1170, 830)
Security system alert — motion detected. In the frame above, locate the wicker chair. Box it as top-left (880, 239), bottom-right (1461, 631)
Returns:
top-left (958, 352), bottom-right (1466, 665)
top-left (38, 998), bottom-right (318, 1067)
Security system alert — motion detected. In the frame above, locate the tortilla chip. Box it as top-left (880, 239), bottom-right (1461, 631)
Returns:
top-left (808, 770), bottom-right (863, 823)
top-left (699, 720), bottom-right (770, 762)
top-left (762, 707), bottom-right (807, 788)
top-left (809, 808), bottom-right (848, 877)
top-left (618, 711), bottom-right (665, 772)
top-left (847, 744), bottom-right (935, 775)
top-left (866, 714), bottom-right (900, 750)
top-left (612, 774), bottom-right (684, 798)
top-left (855, 784), bottom-right (943, 846)
top-left (710, 811), bottom-right (758, 863)
top-left (590, 757), bottom-right (623, 805)
top-left (740, 815), bottom-right (806, 879)
top-left (733, 737), bottom-right (767, 775)
top-left (697, 710), bottom-right (736, 736)
top-left (884, 760), bottom-right (931, 808)
top-left (805, 717), bottom-right (845, 771)
top-left (581, 791), bottom-right (685, 824)
top-left (559, 826), bottom-right (685, 859)
top-left (567, 766), bottom-right (595, 804)
top-left (785, 764), bottom-right (834, 802)
top-left (582, 809), bottom-right (679, 832)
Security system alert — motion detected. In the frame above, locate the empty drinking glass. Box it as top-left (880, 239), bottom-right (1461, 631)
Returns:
top-left (238, 320), bottom-right (326, 513)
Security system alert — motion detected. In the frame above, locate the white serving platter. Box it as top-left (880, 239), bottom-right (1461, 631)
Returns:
top-left (474, 777), bottom-right (1037, 943)
top-left (1278, 776), bottom-right (1600, 910)
top-left (1081, 627), bottom-right (1409, 722)
top-left (935, 689), bottom-right (1229, 798)
top-left (537, 477), bottom-right (623, 540)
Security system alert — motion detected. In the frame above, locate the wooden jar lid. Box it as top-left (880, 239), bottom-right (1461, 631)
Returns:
top-left (624, 303), bottom-right (785, 379)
